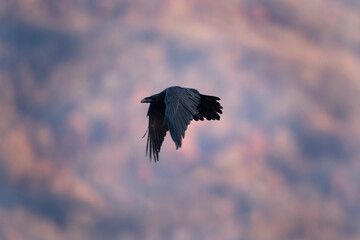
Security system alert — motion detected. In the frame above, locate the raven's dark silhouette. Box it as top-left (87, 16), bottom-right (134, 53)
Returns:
top-left (141, 86), bottom-right (223, 161)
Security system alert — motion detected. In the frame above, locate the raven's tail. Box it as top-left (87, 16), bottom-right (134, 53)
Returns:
top-left (193, 94), bottom-right (223, 121)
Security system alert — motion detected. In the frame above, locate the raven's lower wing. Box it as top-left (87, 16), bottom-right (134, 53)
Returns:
top-left (146, 104), bottom-right (168, 162)
top-left (163, 87), bottom-right (200, 149)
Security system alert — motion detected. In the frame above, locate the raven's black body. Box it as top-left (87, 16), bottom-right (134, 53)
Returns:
top-left (141, 86), bottom-right (223, 161)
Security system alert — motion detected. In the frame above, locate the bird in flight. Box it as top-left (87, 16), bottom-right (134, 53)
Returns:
top-left (141, 86), bottom-right (223, 161)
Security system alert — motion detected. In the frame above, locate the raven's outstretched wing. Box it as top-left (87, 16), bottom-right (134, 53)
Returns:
top-left (163, 87), bottom-right (200, 149)
top-left (146, 104), bottom-right (168, 162)
top-left (193, 94), bottom-right (223, 121)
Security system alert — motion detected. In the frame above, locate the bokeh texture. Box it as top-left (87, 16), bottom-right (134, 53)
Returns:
top-left (1, 0), bottom-right (360, 239)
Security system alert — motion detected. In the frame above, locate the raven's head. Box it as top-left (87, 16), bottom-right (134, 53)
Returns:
top-left (141, 90), bottom-right (166, 104)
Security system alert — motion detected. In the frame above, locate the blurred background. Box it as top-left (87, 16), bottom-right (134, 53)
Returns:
top-left (1, 0), bottom-right (360, 239)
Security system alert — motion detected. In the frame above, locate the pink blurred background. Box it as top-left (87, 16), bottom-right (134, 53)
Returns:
top-left (1, 0), bottom-right (360, 239)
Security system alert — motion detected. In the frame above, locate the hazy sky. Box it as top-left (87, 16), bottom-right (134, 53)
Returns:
top-left (0, 0), bottom-right (360, 239)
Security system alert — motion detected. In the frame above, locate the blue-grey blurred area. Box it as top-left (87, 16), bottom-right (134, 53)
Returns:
top-left (0, 0), bottom-right (360, 239)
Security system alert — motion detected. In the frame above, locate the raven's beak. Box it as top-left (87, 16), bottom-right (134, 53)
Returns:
top-left (141, 97), bottom-right (151, 103)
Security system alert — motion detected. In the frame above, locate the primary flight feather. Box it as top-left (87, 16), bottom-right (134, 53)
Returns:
top-left (141, 86), bottom-right (223, 162)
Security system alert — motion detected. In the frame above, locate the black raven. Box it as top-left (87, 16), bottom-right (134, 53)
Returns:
top-left (141, 86), bottom-right (223, 161)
